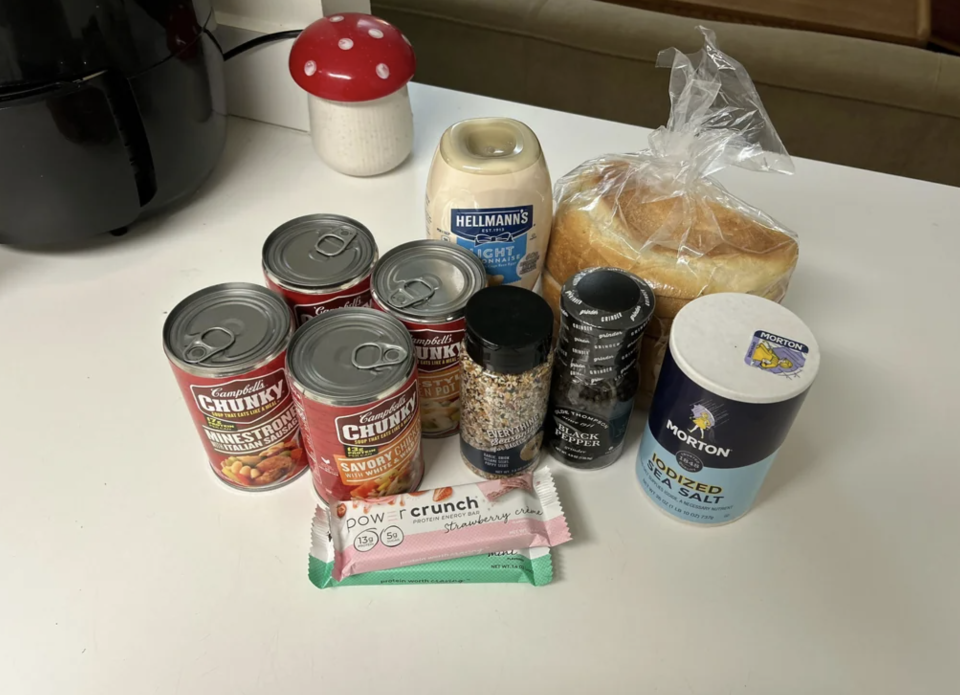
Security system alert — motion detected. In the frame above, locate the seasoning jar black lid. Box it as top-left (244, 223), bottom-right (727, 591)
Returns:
top-left (465, 286), bottom-right (553, 374)
top-left (560, 267), bottom-right (655, 333)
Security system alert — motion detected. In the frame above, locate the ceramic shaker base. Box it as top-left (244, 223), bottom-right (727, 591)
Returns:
top-left (308, 87), bottom-right (413, 176)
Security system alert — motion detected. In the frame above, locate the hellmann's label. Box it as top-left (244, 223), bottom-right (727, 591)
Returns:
top-left (636, 350), bottom-right (809, 524)
top-left (450, 205), bottom-right (534, 285)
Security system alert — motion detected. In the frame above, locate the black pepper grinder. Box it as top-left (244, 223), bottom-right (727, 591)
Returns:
top-left (547, 267), bottom-right (655, 470)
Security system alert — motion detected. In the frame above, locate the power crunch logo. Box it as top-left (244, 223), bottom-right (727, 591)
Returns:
top-left (665, 419), bottom-right (731, 457)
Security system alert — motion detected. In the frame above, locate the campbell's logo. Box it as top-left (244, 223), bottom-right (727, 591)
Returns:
top-left (451, 205), bottom-right (533, 244)
top-left (295, 290), bottom-right (371, 325)
top-left (336, 380), bottom-right (419, 447)
top-left (191, 370), bottom-right (287, 425)
top-left (409, 328), bottom-right (463, 372)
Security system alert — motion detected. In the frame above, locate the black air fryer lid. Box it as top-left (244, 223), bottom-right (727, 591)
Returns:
top-left (465, 286), bottom-right (553, 374)
top-left (0, 0), bottom-right (212, 86)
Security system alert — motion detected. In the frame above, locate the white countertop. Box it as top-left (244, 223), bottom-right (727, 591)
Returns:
top-left (2, 83), bottom-right (959, 695)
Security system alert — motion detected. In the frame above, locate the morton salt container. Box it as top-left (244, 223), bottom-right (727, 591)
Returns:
top-left (636, 293), bottom-right (820, 525)
top-left (371, 240), bottom-right (487, 438)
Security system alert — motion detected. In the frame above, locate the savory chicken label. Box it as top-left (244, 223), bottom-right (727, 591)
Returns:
top-left (295, 371), bottom-right (424, 501)
top-left (335, 380), bottom-right (419, 448)
top-left (403, 319), bottom-right (465, 437)
top-left (171, 356), bottom-right (306, 489)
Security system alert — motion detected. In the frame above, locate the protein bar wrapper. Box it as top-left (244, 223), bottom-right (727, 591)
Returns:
top-left (313, 467), bottom-right (571, 582)
top-left (309, 529), bottom-right (554, 588)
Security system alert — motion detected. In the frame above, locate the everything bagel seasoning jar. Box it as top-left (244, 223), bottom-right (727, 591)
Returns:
top-left (459, 286), bottom-right (554, 478)
top-left (636, 293), bottom-right (820, 525)
top-left (547, 268), bottom-right (655, 470)
top-left (371, 240), bottom-right (487, 438)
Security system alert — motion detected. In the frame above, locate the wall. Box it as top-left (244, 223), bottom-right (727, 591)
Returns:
top-left (213, 1), bottom-right (371, 130)
top-left (214, 0), bottom-right (370, 31)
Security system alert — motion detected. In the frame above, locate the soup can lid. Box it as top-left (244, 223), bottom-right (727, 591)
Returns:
top-left (372, 240), bottom-right (486, 322)
top-left (163, 283), bottom-right (292, 376)
top-left (286, 308), bottom-right (415, 406)
top-left (262, 214), bottom-right (378, 290)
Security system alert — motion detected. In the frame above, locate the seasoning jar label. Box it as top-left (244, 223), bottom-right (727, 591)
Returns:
top-left (461, 420), bottom-right (545, 478)
top-left (547, 317), bottom-right (644, 469)
top-left (636, 350), bottom-right (808, 524)
top-left (548, 403), bottom-right (632, 465)
top-left (293, 371), bottom-right (423, 500)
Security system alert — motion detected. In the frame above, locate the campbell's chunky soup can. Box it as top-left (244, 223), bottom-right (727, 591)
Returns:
top-left (262, 214), bottom-right (378, 326)
top-left (371, 240), bottom-right (487, 438)
top-left (163, 283), bottom-right (307, 491)
top-left (636, 293), bottom-right (820, 525)
top-left (286, 308), bottom-right (424, 503)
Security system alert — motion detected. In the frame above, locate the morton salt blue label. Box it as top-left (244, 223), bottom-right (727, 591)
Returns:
top-left (450, 206), bottom-right (533, 285)
top-left (636, 349), bottom-right (809, 525)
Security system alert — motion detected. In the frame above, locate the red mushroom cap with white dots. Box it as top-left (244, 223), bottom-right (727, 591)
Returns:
top-left (289, 13), bottom-right (416, 103)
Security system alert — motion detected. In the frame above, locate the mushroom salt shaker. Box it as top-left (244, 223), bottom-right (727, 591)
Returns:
top-left (289, 13), bottom-right (416, 177)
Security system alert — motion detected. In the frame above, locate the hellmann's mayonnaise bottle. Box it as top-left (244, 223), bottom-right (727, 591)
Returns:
top-left (425, 118), bottom-right (552, 290)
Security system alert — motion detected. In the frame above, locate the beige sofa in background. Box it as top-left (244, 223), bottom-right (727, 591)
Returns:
top-left (372, 0), bottom-right (960, 187)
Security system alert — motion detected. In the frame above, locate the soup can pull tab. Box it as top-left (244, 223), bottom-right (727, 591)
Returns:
top-left (352, 342), bottom-right (408, 371)
top-left (390, 277), bottom-right (437, 309)
top-left (315, 226), bottom-right (357, 257)
top-left (183, 327), bottom-right (236, 364)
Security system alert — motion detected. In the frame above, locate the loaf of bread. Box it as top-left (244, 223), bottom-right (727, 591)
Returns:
top-left (546, 158), bottom-right (798, 406)
top-left (545, 29), bottom-right (801, 406)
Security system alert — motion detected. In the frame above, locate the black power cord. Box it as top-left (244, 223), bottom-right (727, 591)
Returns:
top-left (224, 30), bottom-right (303, 61)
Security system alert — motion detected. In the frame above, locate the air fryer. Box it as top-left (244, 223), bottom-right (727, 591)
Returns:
top-left (0, 0), bottom-right (227, 245)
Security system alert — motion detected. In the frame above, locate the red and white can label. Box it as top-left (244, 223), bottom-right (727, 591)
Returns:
top-left (372, 299), bottom-right (466, 438)
top-left (266, 274), bottom-right (372, 326)
top-left (407, 318), bottom-right (465, 437)
top-left (291, 369), bottom-right (424, 503)
top-left (170, 351), bottom-right (306, 489)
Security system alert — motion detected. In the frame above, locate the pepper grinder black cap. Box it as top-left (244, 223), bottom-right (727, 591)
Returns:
top-left (560, 267), bottom-right (656, 332)
top-left (465, 286), bottom-right (554, 374)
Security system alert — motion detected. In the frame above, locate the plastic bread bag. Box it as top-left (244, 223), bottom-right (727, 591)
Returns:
top-left (544, 27), bottom-right (799, 407)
